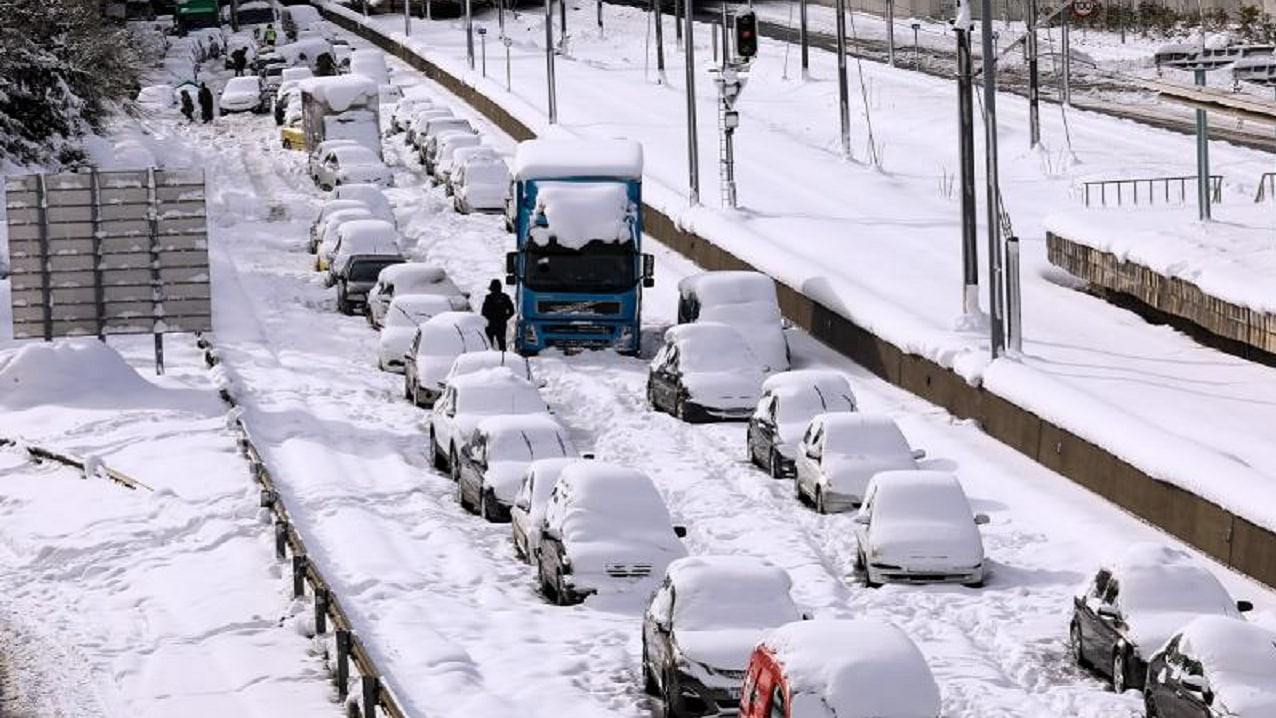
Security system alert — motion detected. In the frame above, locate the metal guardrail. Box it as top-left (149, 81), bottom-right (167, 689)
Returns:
top-left (1254, 172), bottom-right (1276, 202)
top-left (1082, 175), bottom-right (1223, 207)
top-left (0, 437), bottom-right (153, 491)
top-left (199, 336), bottom-right (408, 718)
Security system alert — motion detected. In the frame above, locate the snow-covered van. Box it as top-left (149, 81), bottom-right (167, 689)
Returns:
top-left (298, 75), bottom-right (382, 161)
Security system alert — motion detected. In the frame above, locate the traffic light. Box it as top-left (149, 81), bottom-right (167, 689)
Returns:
top-left (735, 11), bottom-right (758, 59)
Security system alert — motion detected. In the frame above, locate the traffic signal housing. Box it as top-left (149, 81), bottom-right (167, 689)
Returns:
top-left (735, 11), bottom-right (758, 59)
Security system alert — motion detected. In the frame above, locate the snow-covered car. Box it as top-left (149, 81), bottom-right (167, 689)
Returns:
top-left (389, 96), bottom-right (433, 133)
top-left (456, 414), bottom-right (578, 522)
top-left (377, 294), bottom-right (457, 372)
top-left (218, 76), bottom-right (267, 114)
top-left (308, 201), bottom-right (370, 253)
top-left (431, 132), bottom-right (482, 186)
top-left (310, 203), bottom-right (373, 259)
top-left (136, 84), bottom-right (175, 109)
top-left (793, 413), bottom-right (922, 513)
top-left (274, 85), bottom-right (301, 126)
top-left (445, 350), bottom-right (537, 387)
top-left (348, 48), bottom-right (389, 86)
top-left (510, 458), bottom-right (581, 563)
top-left (405, 311), bottom-right (489, 409)
top-left (404, 107), bottom-right (453, 148)
top-left (324, 218), bottom-right (400, 287)
top-left (536, 461), bottom-right (688, 605)
top-left (418, 117), bottom-right (475, 168)
top-left (452, 151), bottom-right (510, 214)
top-left (307, 139), bottom-right (360, 180)
top-left (677, 271), bottom-right (791, 372)
top-left (747, 370), bottom-right (858, 479)
top-left (1070, 542), bottom-right (1252, 694)
top-left (1145, 615), bottom-right (1276, 718)
top-left (312, 145), bottom-right (392, 191)
top-left (335, 253), bottom-right (404, 316)
top-left (281, 4), bottom-right (322, 40)
top-left (503, 178), bottom-right (517, 232)
top-left (442, 145), bottom-right (496, 196)
top-left (332, 183), bottom-right (394, 227)
top-left (741, 619), bottom-right (940, 718)
top-left (647, 322), bottom-right (767, 423)
top-left (427, 367), bottom-right (548, 474)
top-left (366, 263), bottom-right (467, 329)
top-left (642, 556), bottom-right (804, 718)
top-left (852, 470), bottom-right (989, 588)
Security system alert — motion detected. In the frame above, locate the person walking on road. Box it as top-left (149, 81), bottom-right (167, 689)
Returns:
top-left (180, 89), bottom-right (195, 122)
top-left (263, 23), bottom-right (278, 47)
top-left (481, 279), bottom-right (515, 352)
top-left (197, 82), bottom-right (214, 123)
top-left (231, 47), bottom-right (247, 77)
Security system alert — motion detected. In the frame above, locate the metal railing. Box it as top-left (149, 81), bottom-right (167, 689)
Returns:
top-left (1082, 175), bottom-right (1223, 207)
top-left (0, 437), bottom-right (152, 491)
top-left (1254, 172), bottom-right (1276, 202)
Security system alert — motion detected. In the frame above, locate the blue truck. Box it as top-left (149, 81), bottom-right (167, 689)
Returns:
top-left (505, 139), bottom-right (654, 356)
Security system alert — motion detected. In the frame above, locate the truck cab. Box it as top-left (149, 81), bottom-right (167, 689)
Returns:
top-left (505, 139), bottom-right (654, 356)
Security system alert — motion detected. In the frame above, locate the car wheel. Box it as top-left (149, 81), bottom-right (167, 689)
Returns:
top-left (857, 551), bottom-right (881, 589)
top-left (480, 489), bottom-right (500, 522)
top-left (449, 447), bottom-right (460, 481)
top-left (641, 638), bottom-right (659, 695)
top-left (794, 475), bottom-right (805, 503)
top-left (1070, 621), bottom-right (1089, 668)
top-left (539, 562), bottom-right (558, 603)
top-left (404, 376), bottom-right (413, 401)
top-left (412, 382), bottom-right (423, 408)
top-left (659, 668), bottom-right (677, 718)
top-left (815, 487), bottom-right (828, 514)
top-left (430, 432), bottom-right (447, 471)
top-left (337, 286), bottom-right (351, 315)
top-left (1143, 689), bottom-right (1160, 718)
top-left (768, 449), bottom-right (785, 479)
top-left (458, 480), bottom-right (475, 513)
top-left (281, 138), bottom-right (291, 149)
top-left (674, 394), bottom-right (688, 422)
top-left (1111, 649), bottom-right (1128, 693)
top-left (646, 383), bottom-right (660, 412)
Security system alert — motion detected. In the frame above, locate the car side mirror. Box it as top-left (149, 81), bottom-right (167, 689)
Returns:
top-left (581, 452), bottom-right (596, 460)
top-left (800, 610), bottom-right (814, 621)
top-left (1237, 600), bottom-right (1254, 612)
top-left (446, 407), bottom-right (456, 418)
top-left (1181, 674), bottom-right (1211, 702)
top-left (505, 251), bottom-right (517, 275)
top-left (673, 525), bottom-right (687, 539)
top-left (514, 499), bottom-right (530, 511)
top-left (805, 447), bottom-right (820, 460)
top-left (974, 513), bottom-right (990, 525)
top-left (1097, 605), bottom-right (1120, 621)
top-left (852, 513), bottom-right (870, 525)
top-left (780, 318), bottom-right (793, 330)
top-left (911, 448), bottom-right (927, 460)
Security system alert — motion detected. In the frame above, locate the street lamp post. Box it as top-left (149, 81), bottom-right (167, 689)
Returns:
top-left (684, 0), bottom-right (699, 204)
top-left (478, 26), bottom-right (488, 77)
top-left (466, 0), bottom-right (475, 69)
top-left (545, 0), bottom-right (558, 122)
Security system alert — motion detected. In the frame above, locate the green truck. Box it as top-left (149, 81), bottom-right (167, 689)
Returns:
top-left (175, 0), bottom-right (219, 32)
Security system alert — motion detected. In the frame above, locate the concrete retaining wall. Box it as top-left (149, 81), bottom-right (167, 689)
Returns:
top-left (322, 6), bottom-right (1276, 591)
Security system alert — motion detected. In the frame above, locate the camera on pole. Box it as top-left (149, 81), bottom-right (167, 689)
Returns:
top-left (734, 11), bottom-right (757, 58)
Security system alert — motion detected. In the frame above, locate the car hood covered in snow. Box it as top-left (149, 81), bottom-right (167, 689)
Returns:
top-left (484, 462), bottom-right (529, 503)
top-left (674, 628), bottom-right (767, 676)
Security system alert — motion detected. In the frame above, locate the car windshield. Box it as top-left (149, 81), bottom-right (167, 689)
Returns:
top-left (226, 77), bottom-right (259, 92)
top-left (1120, 565), bottom-right (1236, 616)
top-left (385, 298), bottom-right (449, 327)
top-left (679, 337), bottom-right (758, 373)
top-left (349, 259), bottom-right (402, 282)
top-left (456, 385), bottom-right (546, 415)
top-left (523, 242), bottom-right (636, 294)
top-left (488, 428), bottom-right (572, 463)
top-left (775, 390), bottom-right (855, 424)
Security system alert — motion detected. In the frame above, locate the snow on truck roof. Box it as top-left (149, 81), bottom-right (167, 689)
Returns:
top-left (298, 75), bottom-right (378, 112)
top-left (513, 139), bottom-right (643, 180)
top-left (763, 620), bottom-right (941, 718)
top-left (530, 183), bottom-right (633, 249)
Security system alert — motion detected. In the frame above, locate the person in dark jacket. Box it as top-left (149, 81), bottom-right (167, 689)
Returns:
top-left (231, 47), bottom-right (247, 77)
top-left (197, 82), bottom-right (214, 123)
top-left (480, 279), bottom-right (515, 351)
top-left (180, 89), bottom-right (195, 122)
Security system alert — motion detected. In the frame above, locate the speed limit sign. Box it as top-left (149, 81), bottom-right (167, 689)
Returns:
top-left (1072, 0), bottom-right (1099, 18)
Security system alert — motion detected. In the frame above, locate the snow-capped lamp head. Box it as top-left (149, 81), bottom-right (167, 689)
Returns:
top-left (952, 0), bottom-right (972, 31)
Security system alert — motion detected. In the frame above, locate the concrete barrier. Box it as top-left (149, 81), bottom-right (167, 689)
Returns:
top-left (321, 6), bottom-right (1276, 592)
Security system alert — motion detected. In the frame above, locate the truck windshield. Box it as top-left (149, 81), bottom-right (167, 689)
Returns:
top-left (524, 243), bottom-right (635, 294)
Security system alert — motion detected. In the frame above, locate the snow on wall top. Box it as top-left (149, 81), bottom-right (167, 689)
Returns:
top-left (514, 139), bottom-right (643, 180)
top-left (298, 75), bottom-right (378, 112)
top-left (528, 182), bottom-right (633, 249)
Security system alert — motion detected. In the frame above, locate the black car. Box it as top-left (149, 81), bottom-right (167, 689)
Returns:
top-left (1070, 544), bottom-right (1251, 694)
top-left (646, 323), bottom-right (765, 424)
top-left (1144, 615), bottom-right (1276, 718)
top-left (335, 254), bottom-right (404, 316)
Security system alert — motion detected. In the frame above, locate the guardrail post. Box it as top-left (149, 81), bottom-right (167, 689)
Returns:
top-left (314, 587), bottom-right (328, 635)
top-left (362, 675), bottom-right (380, 717)
top-left (293, 554), bottom-right (307, 598)
top-left (275, 519), bottom-right (288, 560)
top-left (336, 629), bottom-right (352, 699)
top-left (259, 488), bottom-right (275, 508)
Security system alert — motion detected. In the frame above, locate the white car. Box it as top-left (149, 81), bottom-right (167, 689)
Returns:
top-left (536, 461), bottom-right (688, 605)
top-left (404, 311), bottom-right (489, 409)
top-left (793, 413), bottom-right (922, 512)
top-left (747, 370), bottom-right (858, 478)
top-left (510, 457), bottom-right (582, 563)
top-left (366, 263), bottom-right (468, 329)
top-left (445, 350), bottom-right (537, 387)
top-left (431, 132), bottom-right (482, 185)
top-left (324, 219), bottom-right (399, 287)
top-left (452, 152), bottom-right (511, 214)
top-left (377, 294), bottom-right (457, 372)
top-left (405, 107), bottom-right (452, 147)
top-left (455, 414), bottom-right (578, 522)
top-left (642, 556), bottom-right (804, 718)
top-left (443, 145), bottom-right (497, 196)
top-left (332, 183), bottom-right (394, 227)
top-left (219, 76), bottom-right (267, 114)
top-left (313, 145), bottom-right (392, 190)
top-left (647, 322), bottom-right (767, 422)
top-left (308, 138), bottom-right (361, 179)
top-left (308, 199), bottom-right (370, 254)
top-left (677, 271), bottom-right (791, 372)
top-left (853, 470), bottom-right (989, 587)
top-left (427, 367), bottom-right (549, 474)
top-left (136, 84), bottom-right (174, 109)
top-left (389, 96), bottom-right (433, 133)
top-left (313, 207), bottom-right (374, 270)
top-left (418, 117), bottom-right (475, 168)
top-left (348, 48), bottom-right (389, 86)
top-left (1145, 616), bottom-right (1276, 717)
top-left (744, 620), bottom-right (941, 718)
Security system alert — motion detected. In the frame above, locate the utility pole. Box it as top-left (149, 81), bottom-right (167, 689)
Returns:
top-left (559, 0), bottom-right (567, 48)
top-left (674, 0), bottom-right (682, 46)
top-left (799, 0), bottom-right (809, 79)
top-left (1195, 69), bottom-right (1211, 220)
top-left (684, 0), bottom-right (699, 204)
top-left (653, 0), bottom-right (666, 80)
top-left (1027, 0), bottom-right (1041, 147)
top-left (545, 0), bottom-right (558, 122)
top-left (955, 0), bottom-right (979, 319)
top-left (466, 0), bottom-right (475, 69)
top-left (834, 0), bottom-right (851, 157)
top-left (981, 0), bottom-right (1005, 358)
top-left (405, 0), bottom-right (411, 36)
top-left (886, 0), bottom-right (896, 66)
top-left (1062, 11), bottom-right (1071, 105)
